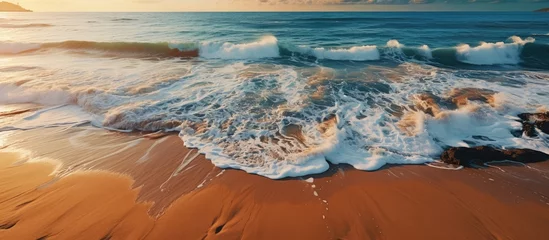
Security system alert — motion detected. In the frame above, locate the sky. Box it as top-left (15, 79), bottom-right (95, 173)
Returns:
top-left (17, 0), bottom-right (549, 12)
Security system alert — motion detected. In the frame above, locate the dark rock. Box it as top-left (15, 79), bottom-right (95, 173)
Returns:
top-left (522, 123), bottom-right (537, 137)
top-left (440, 146), bottom-right (549, 167)
top-left (518, 112), bottom-right (549, 122)
top-left (537, 121), bottom-right (549, 135)
top-left (517, 112), bottom-right (549, 137)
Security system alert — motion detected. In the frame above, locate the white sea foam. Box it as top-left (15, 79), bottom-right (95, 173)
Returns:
top-left (309, 45), bottom-right (380, 61)
top-left (418, 45), bottom-right (433, 59)
top-left (509, 36), bottom-right (536, 45)
top-left (5, 105), bottom-right (95, 130)
top-left (5, 62), bottom-right (549, 179)
top-left (0, 83), bottom-right (73, 105)
top-left (425, 105), bottom-right (520, 148)
top-left (456, 36), bottom-right (535, 65)
top-left (384, 40), bottom-right (405, 59)
top-left (385, 40), bottom-right (432, 59)
top-left (2, 38), bottom-right (549, 179)
top-left (199, 36), bottom-right (280, 59)
top-left (386, 40), bottom-right (404, 48)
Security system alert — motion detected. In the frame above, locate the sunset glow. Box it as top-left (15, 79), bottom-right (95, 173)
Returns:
top-left (2, 0), bottom-right (549, 239)
top-left (18, 0), bottom-right (549, 12)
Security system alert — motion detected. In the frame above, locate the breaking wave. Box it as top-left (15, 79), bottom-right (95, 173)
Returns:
top-left (454, 36), bottom-right (535, 65)
top-left (0, 36), bottom-right (548, 69)
top-left (0, 37), bottom-right (279, 59)
top-left (0, 83), bottom-right (75, 106)
top-left (3, 64), bottom-right (549, 179)
top-left (198, 36), bottom-right (280, 59)
top-left (296, 45), bottom-right (380, 61)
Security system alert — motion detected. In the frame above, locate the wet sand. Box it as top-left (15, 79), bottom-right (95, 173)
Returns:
top-left (1, 116), bottom-right (549, 239)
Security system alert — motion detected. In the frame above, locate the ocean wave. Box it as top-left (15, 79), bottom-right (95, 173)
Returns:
top-left (295, 17), bottom-right (420, 22)
top-left (0, 41), bottom-right (199, 57)
top-left (197, 36), bottom-right (280, 59)
top-left (386, 39), bottom-right (404, 48)
top-left (454, 36), bottom-right (534, 65)
top-left (388, 40), bottom-right (432, 59)
top-left (1, 36), bottom-right (548, 68)
top-left (0, 42), bottom-right (41, 54)
top-left (0, 23), bottom-right (53, 28)
top-left (2, 64), bottom-right (549, 179)
top-left (0, 18), bottom-right (27, 21)
top-left (299, 45), bottom-right (381, 61)
top-left (43, 41), bottom-right (199, 58)
top-left (0, 37), bottom-right (279, 59)
top-left (0, 83), bottom-right (75, 106)
top-left (112, 18), bottom-right (138, 22)
top-left (418, 45), bottom-right (433, 59)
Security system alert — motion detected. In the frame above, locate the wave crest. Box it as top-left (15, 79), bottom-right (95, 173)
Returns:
top-left (455, 36), bottom-right (534, 65)
top-left (0, 23), bottom-right (53, 28)
top-left (45, 41), bottom-right (199, 58)
top-left (304, 45), bottom-right (380, 61)
top-left (0, 83), bottom-right (74, 106)
top-left (198, 36), bottom-right (280, 59)
top-left (1, 35), bottom-right (547, 68)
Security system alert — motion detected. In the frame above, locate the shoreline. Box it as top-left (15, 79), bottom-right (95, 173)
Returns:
top-left (2, 11), bottom-right (549, 239)
top-left (1, 122), bottom-right (549, 239)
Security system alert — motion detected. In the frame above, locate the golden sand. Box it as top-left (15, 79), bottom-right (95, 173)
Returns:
top-left (1, 124), bottom-right (549, 239)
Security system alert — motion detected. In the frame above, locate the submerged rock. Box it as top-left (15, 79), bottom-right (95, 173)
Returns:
top-left (518, 112), bottom-right (549, 137)
top-left (413, 93), bottom-right (441, 117)
top-left (440, 146), bottom-right (549, 167)
top-left (447, 88), bottom-right (496, 108)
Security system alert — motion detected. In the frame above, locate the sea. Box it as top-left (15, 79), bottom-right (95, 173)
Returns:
top-left (1, 12), bottom-right (549, 179)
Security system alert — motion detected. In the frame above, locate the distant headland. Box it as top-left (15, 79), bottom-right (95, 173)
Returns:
top-left (534, 8), bottom-right (549, 12)
top-left (0, 1), bottom-right (31, 12)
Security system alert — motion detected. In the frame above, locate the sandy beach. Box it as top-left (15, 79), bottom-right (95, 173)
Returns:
top-left (1, 105), bottom-right (549, 240)
top-left (2, 8), bottom-right (549, 240)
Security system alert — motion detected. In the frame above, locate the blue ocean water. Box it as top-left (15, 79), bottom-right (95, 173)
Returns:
top-left (3, 12), bottom-right (549, 67)
top-left (1, 12), bottom-right (549, 178)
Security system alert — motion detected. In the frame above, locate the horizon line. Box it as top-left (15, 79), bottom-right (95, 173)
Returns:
top-left (16, 10), bottom-right (544, 13)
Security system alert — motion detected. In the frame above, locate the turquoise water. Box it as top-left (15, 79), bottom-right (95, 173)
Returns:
top-left (2, 12), bottom-right (549, 68)
top-left (1, 12), bottom-right (549, 178)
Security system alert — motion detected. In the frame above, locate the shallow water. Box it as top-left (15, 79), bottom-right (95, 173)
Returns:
top-left (1, 12), bottom-right (548, 178)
